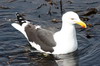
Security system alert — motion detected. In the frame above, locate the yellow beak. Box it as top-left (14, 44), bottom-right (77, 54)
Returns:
top-left (76, 21), bottom-right (87, 28)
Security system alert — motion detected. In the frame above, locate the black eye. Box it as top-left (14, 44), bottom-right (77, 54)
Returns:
top-left (71, 18), bottom-right (74, 20)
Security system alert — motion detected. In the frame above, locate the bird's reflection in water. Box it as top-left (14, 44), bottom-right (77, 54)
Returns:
top-left (54, 50), bottom-right (78, 66)
top-left (28, 52), bottom-right (58, 66)
top-left (28, 50), bottom-right (78, 66)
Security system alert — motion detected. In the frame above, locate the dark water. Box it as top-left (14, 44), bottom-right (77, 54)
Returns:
top-left (0, 0), bottom-right (100, 66)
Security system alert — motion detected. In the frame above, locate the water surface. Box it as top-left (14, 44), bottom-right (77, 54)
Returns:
top-left (0, 0), bottom-right (100, 66)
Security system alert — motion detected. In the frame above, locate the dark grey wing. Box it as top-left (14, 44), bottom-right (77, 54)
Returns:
top-left (25, 24), bottom-right (38, 42)
top-left (36, 28), bottom-right (56, 47)
top-left (25, 24), bottom-right (56, 52)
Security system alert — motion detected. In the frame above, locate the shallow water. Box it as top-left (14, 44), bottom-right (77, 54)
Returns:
top-left (0, 0), bottom-right (100, 66)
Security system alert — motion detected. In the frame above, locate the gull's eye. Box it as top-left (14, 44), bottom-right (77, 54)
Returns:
top-left (71, 18), bottom-right (74, 20)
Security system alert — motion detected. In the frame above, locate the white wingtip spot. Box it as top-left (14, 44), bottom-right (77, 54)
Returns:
top-left (19, 17), bottom-right (23, 19)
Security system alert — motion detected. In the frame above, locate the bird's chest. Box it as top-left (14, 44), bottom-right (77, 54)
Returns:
top-left (54, 32), bottom-right (76, 44)
top-left (53, 32), bottom-right (77, 54)
top-left (54, 35), bottom-right (76, 48)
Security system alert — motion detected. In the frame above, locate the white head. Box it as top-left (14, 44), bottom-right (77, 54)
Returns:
top-left (62, 11), bottom-right (87, 28)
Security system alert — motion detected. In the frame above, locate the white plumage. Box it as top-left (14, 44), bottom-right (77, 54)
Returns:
top-left (11, 11), bottom-right (87, 54)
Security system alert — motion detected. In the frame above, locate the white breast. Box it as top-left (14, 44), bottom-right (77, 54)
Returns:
top-left (52, 28), bottom-right (78, 54)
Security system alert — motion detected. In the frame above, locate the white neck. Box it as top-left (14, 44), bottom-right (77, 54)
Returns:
top-left (53, 20), bottom-right (78, 54)
top-left (60, 21), bottom-right (75, 35)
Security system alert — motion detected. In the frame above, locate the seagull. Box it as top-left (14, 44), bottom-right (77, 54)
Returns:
top-left (11, 11), bottom-right (87, 54)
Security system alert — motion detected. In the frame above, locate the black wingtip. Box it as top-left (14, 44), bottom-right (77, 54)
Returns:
top-left (15, 12), bottom-right (21, 17)
top-left (15, 12), bottom-right (26, 25)
top-left (16, 12), bottom-right (25, 20)
top-left (16, 12), bottom-right (20, 17)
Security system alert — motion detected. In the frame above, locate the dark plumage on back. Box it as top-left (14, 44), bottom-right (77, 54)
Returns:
top-left (15, 13), bottom-right (56, 52)
top-left (24, 24), bottom-right (56, 52)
